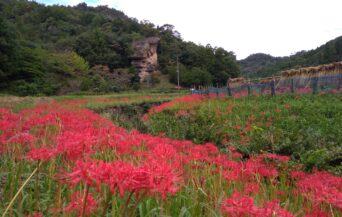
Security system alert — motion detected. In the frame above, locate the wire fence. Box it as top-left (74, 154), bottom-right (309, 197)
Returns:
top-left (191, 73), bottom-right (342, 97)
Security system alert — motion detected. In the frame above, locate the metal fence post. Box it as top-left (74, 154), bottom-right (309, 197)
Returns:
top-left (291, 78), bottom-right (295, 93)
top-left (312, 77), bottom-right (318, 94)
top-left (247, 80), bottom-right (251, 95)
top-left (271, 79), bottom-right (276, 96)
top-left (227, 82), bottom-right (232, 96)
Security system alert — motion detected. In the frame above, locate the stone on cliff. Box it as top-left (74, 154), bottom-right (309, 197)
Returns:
top-left (130, 37), bottom-right (160, 83)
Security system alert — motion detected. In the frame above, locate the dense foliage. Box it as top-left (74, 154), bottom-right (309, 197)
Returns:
top-left (145, 94), bottom-right (342, 175)
top-left (240, 36), bottom-right (342, 78)
top-left (0, 0), bottom-right (239, 95)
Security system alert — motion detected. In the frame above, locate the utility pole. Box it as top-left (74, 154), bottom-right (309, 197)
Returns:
top-left (177, 55), bottom-right (180, 88)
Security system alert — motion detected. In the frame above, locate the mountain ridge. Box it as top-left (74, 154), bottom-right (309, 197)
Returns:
top-left (239, 36), bottom-right (342, 78)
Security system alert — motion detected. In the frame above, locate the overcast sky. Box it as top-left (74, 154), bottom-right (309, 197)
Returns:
top-left (36, 0), bottom-right (342, 60)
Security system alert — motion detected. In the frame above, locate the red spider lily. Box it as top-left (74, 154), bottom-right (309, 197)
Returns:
top-left (284, 104), bottom-right (291, 109)
top-left (26, 147), bottom-right (57, 162)
top-left (303, 209), bottom-right (330, 217)
top-left (6, 132), bottom-right (36, 146)
top-left (59, 192), bottom-right (97, 216)
top-left (56, 130), bottom-right (97, 160)
top-left (290, 170), bottom-right (306, 180)
top-left (108, 161), bottom-right (138, 197)
top-left (244, 182), bottom-right (260, 195)
top-left (144, 159), bottom-right (182, 199)
top-left (72, 159), bottom-right (183, 199)
top-left (221, 192), bottom-right (258, 217)
top-left (188, 143), bottom-right (219, 162)
top-left (27, 212), bottom-right (43, 217)
top-left (257, 153), bottom-right (290, 163)
top-left (222, 193), bottom-right (294, 217)
top-left (61, 160), bottom-right (98, 187)
top-left (0, 111), bottom-right (19, 130)
top-left (255, 200), bottom-right (294, 217)
top-left (213, 155), bottom-right (243, 181)
top-left (151, 143), bottom-right (177, 160)
top-left (203, 143), bottom-right (219, 155)
top-left (296, 171), bottom-right (342, 211)
top-left (245, 158), bottom-right (279, 178)
top-left (145, 95), bottom-right (206, 120)
top-left (175, 109), bottom-right (189, 117)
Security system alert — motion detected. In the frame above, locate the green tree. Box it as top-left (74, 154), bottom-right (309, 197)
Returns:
top-left (0, 16), bottom-right (17, 85)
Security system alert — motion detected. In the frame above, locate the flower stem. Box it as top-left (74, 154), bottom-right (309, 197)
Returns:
top-left (2, 162), bottom-right (42, 217)
top-left (122, 191), bottom-right (134, 217)
top-left (81, 183), bottom-right (90, 217)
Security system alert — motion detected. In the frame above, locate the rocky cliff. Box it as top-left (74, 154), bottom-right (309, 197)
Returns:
top-left (130, 37), bottom-right (160, 83)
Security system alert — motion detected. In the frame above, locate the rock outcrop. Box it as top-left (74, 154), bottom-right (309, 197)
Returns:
top-left (130, 37), bottom-right (160, 83)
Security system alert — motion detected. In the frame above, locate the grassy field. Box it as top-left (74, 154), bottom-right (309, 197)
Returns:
top-left (0, 92), bottom-right (341, 216)
top-left (0, 90), bottom-right (186, 111)
top-left (145, 93), bottom-right (342, 174)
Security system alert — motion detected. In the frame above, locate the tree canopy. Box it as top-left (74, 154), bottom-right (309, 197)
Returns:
top-left (0, 0), bottom-right (240, 95)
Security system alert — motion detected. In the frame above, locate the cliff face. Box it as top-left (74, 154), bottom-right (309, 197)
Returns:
top-left (130, 37), bottom-right (160, 83)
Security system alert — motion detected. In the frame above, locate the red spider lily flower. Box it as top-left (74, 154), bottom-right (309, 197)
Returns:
top-left (6, 132), bottom-right (36, 146)
top-left (228, 147), bottom-right (237, 152)
top-left (233, 125), bottom-right (242, 130)
top-left (276, 190), bottom-right (285, 197)
top-left (303, 209), bottom-right (330, 217)
top-left (144, 159), bottom-right (182, 199)
top-left (255, 200), bottom-right (294, 217)
top-left (26, 147), bottom-right (57, 162)
top-left (175, 109), bottom-right (188, 117)
top-left (258, 153), bottom-right (290, 163)
top-left (189, 145), bottom-right (210, 161)
top-left (27, 212), bottom-right (43, 217)
top-left (296, 171), bottom-right (342, 211)
top-left (60, 192), bottom-right (97, 216)
top-left (56, 130), bottom-right (96, 160)
top-left (244, 183), bottom-right (260, 195)
top-left (203, 143), bottom-right (219, 155)
top-left (222, 193), bottom-right (295, 217)
top-left (245, 158), bottom-right (278, 178)
top-left (290, 170), bottom-right (306, 180)
top-left (284, 104), bottom-right (291, 109)
top-left (146, 95), bottom-right (205, 117)
top-left (61, 160), bottom-right (97, 187)
top-left (151, 143), bottom-right (177, 160)
top-left (221, 192), bottom-right (258, 216)
top-left (107, 161), bottom-right (136, 197)
top-left (232, 152), bottom-right (243, 159)
top-left (0, 110), bottom-right (19, 130)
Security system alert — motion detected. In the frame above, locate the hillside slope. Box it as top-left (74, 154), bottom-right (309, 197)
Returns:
top-left (240, 36), bottom-right (342, 78)
top-left (0, 0), bottom-right (239, 95)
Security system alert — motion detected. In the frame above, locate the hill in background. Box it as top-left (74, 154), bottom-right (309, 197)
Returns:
top-left (239, 36), bottom-right (342, 78)
top-left (0, 0), bottom-right (239, 96)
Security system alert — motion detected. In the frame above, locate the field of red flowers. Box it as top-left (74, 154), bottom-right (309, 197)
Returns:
top-left (0, 96), bottom-right (341, 216)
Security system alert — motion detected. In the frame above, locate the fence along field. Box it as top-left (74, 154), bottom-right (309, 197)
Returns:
top-left (192, 61), bottom-right (342, 96)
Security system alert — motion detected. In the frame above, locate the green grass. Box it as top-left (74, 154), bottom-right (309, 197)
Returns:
top-left (146, 93), bottom-right (342, 174)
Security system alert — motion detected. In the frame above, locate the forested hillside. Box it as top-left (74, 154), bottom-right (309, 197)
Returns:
top-left (240, 36), bottom-right (342, 78)
top-left (0, 0), bottom-right (239, 95)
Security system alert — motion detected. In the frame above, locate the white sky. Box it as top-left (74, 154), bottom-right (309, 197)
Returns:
top-left (37, 0), bottom-right (342, 59)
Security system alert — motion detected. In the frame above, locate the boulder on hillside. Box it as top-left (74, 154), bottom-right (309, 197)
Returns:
top-left (130, 37), bottom-right (160, 83)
